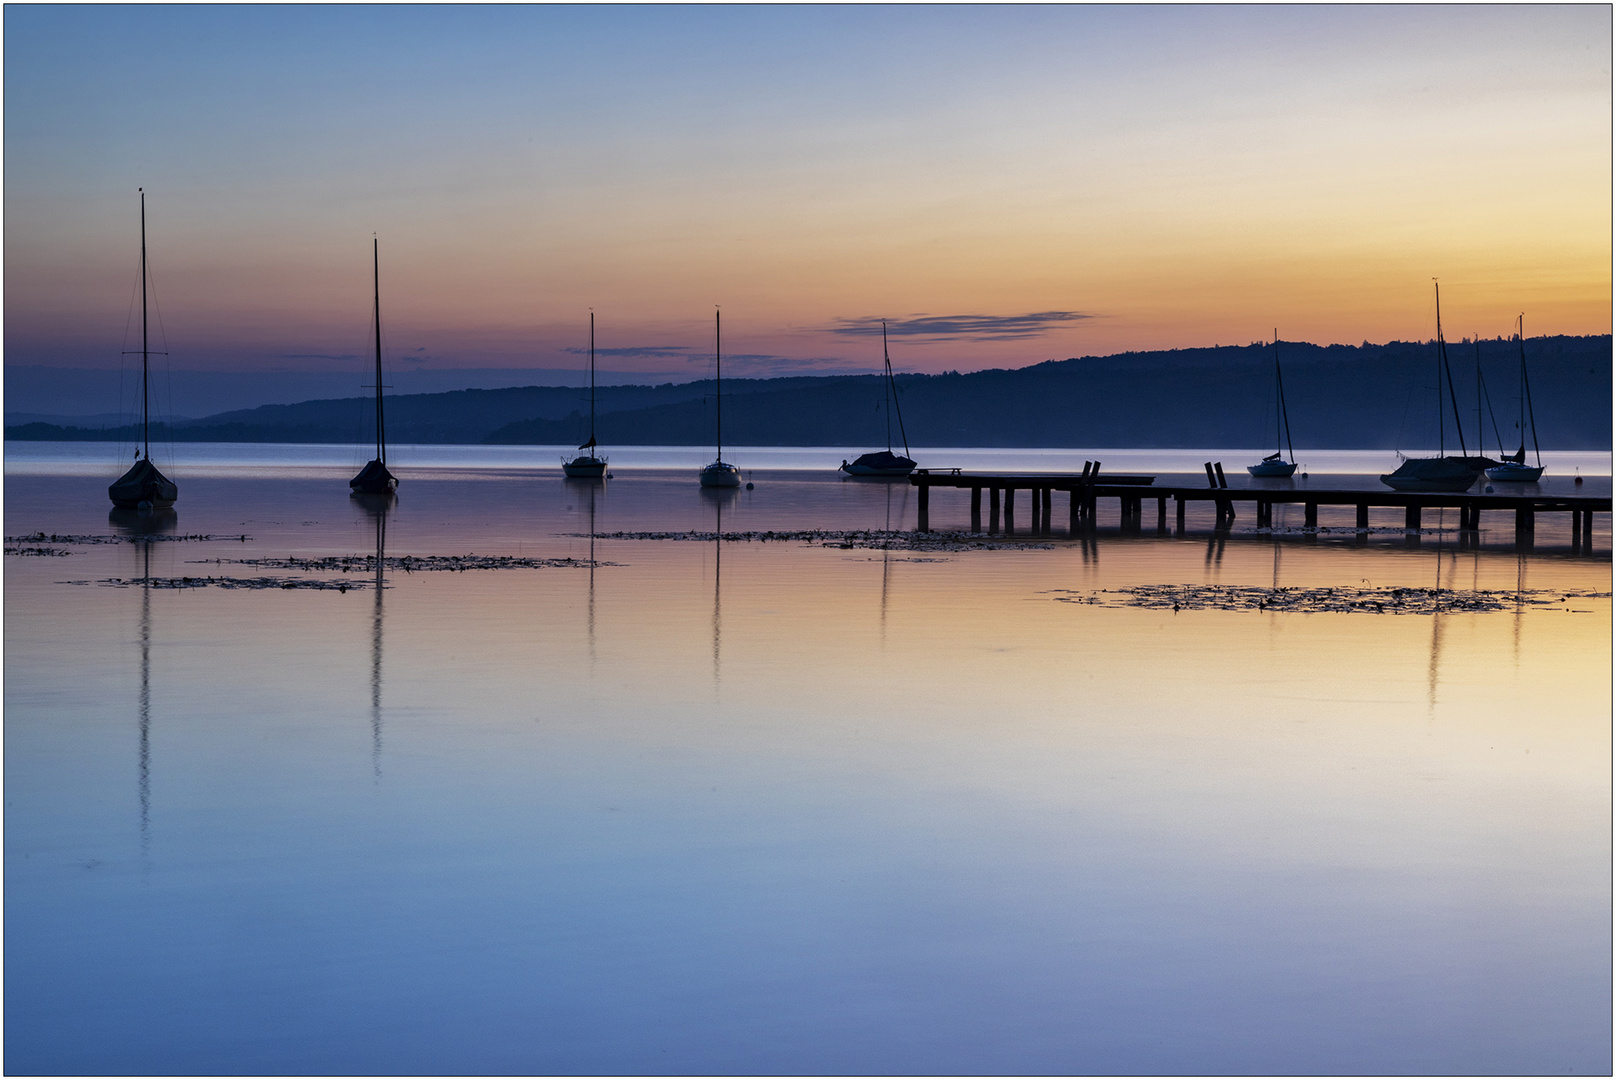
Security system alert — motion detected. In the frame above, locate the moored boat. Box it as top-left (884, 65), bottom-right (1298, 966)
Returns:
top-left (1246, 329), bottom-right (1297, 478)
top-left (1380, 283), bottom-right (1492, 492)
top-left (563, 312), bottom-right (609, 479)
top-left (698, 309), bottom-right (742, 488)
top-left (1485, 314), bottom-right (1544, 483)
top-left (842, 321), bottom-right (917, 478)
top-left (351, 238), bottom-right (398, 495)
top-left (109, 189), bottom-right (178, 510)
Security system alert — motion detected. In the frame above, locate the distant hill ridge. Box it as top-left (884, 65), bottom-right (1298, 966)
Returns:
top-left (9, 335), bottom-right (1610, 450)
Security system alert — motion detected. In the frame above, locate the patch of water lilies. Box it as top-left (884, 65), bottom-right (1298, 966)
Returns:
top-left (87, 576), bottom-right (376, 591)
top-left (195, 554), bottom-right (611, 572)
top-left (1048, 584), bottom-right (1611, 615)
top-left (588, 529), bottom-right (1053, 551)
top-left (7, 532), bottom-right (250, 546)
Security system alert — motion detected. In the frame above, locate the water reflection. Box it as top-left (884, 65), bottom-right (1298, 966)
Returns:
top-left (702, 487), bottom-right (738, 686)
top-left (108, 505), bottom-right (177, 537)
top-left (354, 493), bottom-right (394, 777)
top-left (136, 539), bottom-right (152, 854)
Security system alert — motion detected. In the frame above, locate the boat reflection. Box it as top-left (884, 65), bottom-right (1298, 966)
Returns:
top-left (354, 492), bottom-right (394, 776)
top-left (703, 487), bottom-right (738, 685)
top-left (109, 505), bottom-right (177, 537)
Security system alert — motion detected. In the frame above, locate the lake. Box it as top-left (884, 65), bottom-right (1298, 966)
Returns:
top-left (5, 444), bottom-right (1611, 1074)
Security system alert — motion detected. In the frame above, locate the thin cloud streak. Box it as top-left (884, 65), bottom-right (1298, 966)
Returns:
top-left (825, 312), bottom-right (1098, 341)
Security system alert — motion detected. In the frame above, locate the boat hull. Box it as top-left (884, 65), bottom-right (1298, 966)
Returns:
top-left (699, 462), bottom-right (742, 488)
top-left (562, 456), bottom-right (608, 479)
top-left (350, 459), bottom-right (399, 494)
top-left (1379, 457), bottom-right (1481, 492)
top-left (842, 450), bottom-right (916, 477)
top-left (109, 458), bottom-right (178, 509)
top-left (1246, 460), bottom-right (1297, 478)
top-left (1485, 462), bottom-right (1544, 482)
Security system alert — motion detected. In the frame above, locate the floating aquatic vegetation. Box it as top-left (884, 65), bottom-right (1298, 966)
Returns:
top-left (588, 529), bottom-right (1053, 551)
top-left (1048, 584), bottom-right (1611, 615)
top-left (195, 554), bottom-right (611, 573)
top-left (87, 576), bottom-right (376, 591)
top-left (5, 546), bottom-right (73, 557)
top-left (7, 532), bottom-right (250, 546)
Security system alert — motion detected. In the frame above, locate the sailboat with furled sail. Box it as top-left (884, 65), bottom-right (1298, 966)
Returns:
top-left (351, 238), bottom-right (398, 495)
top-left (1246, 329), bottom-right (1297, 477)
top-left (563, 312), bottom-right (608, 478)
top-left (699, 309), bottom-right (742, 488)
top-left (109, 189), bottom-right (178, 510)
top-left (1380, 283), bottom-right (1497, 491)
top-left (1485, 314), bottom-right (1544, 482)
top-left (842, 320), bottom-right (917, 477)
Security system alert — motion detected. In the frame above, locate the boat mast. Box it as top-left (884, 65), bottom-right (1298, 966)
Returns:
top-left (884, 320), bottom-right (910, 459)
top-left (883, 321), bottom-right (892, 452)
top-left (1274, 329), bottom-right (1293, 465)
top-left (140, 188), bottom-right (149, 461)
top-left (1520, 313), bottom-right (1540, 466)
top-left (715, 308), bottom-right (722, 462)
top-left (1434, 284), bottom-right (1467, 457)
top-left (373, 237), bottom-right (385, 466)
top-left (589, 310), bottom-right (596, 449)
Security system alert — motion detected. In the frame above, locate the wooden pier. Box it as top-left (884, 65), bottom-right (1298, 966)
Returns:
top-left (908, 466), bottom-right (1610, 551)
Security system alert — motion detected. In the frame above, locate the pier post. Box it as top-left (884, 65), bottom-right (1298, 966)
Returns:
top-left (1175, 495), bottom-right (1186, 533)
top-left (1028, 487), bottom-right (1040, 532)
top-left (1584, 510), bottom-right (1595, 550)
top-left (1204, 462), bottom-right (1217, 487)
top-left (1405, 505), bottom-right (1421, 532)
top-left (970, 486), bottom-right (982, 532)
top-left (917, 481), bottom-right (930, 532)
top-left (1069, 489), bottom-right (1080, 534)
top-left (1515, 506), bottom-right (1534, 549)
top-left (1356, 504), bottom-right (1369, 530)
top-left (1304, 502), bottom-right (1317, 528)
top-left (1157, 496), bottom-right (1167, 534)
top-left (1042, 488), bottom-right (1053, 533)
top-left (989, 486), bottom-right (1000, 533)
top-left (1004, 487), bottom-right (1015, 534)
top-left (1572, 508), bottom-right (1583, 550)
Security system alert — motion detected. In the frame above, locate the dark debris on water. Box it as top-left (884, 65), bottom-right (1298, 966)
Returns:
top-left (7, 532), bottom-right (251, 546)
top-left (87, 576), bottom-right (376, 591)
top-left (1047, 584), bottom-right (1612, 615)
top-left (588, 529), bottom-right (1053, 551)
top-left (195, 554), bottom-right (612, 573)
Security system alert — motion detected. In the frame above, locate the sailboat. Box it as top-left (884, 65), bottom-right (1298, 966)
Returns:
top-left (563, 312), bottom-right (608, 478)
top-left (1380, 283), bottom-right (1497, 492)
top-left (841, 320), bottom-right (917, 477)
top-left (350, 238), bottom-right (399, 495)
top-left (698, 309), bottom-right (742, 488)
top-left (1246, 329), bottom-right (1297, 477)
top-left (109, 189), bottom-right (179, 510)
top-left (1485, 314), bottom-right (1544, 482)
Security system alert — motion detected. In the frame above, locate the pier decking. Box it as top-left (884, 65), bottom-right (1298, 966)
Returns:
top-left (909, 467), bottom-right (1610, 551)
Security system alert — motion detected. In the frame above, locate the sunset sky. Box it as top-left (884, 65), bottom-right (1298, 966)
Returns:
top-left (5, 4), bottom-right (1610, 385)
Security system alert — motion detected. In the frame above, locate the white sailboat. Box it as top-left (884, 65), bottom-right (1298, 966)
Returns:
top-left (842, 320), bottom-right (917, 477)
top-left (1485, 314), bottom-right (1544, 482)
top-left (350, 238), bottom-right (399, 495)
top-left (109, 189), bottom-right (178, 510)
top-left (1246, 329), bottom-right (1297, 477)
top-left (699, 309), bottom-right (742, 488)
top-left (563, 311), bottom-right (608, 479)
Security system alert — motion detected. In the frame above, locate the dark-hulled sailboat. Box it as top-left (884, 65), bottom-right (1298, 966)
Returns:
top-left (109, 189), bottom-right (178, 510)
top-left (351, 238), bottom-right (398, 495)
top-left (562, 312), bottom-right (608, 479)
top-left (698, 309), bottom-right (742, 488)
top-left (1246, 329), bottom-right (1297, 477)
top-left (841, 320), bottom-right (917, 477)
top-left (1381, 283), bottom-right (1497, 492)
top-left (1485, 314), bottom-right (1544, 482)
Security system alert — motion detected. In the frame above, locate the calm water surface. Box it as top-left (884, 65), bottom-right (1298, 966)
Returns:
top-left (6, 449), bottom-right (1611, 1074)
